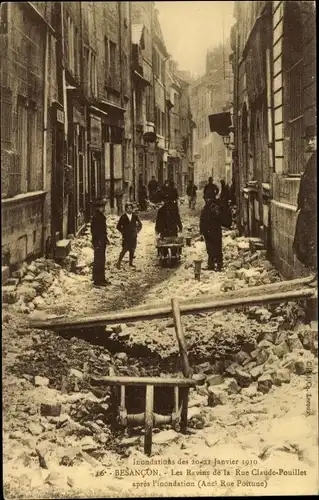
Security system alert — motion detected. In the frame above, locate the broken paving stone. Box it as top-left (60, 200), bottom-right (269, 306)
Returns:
top-left (287, 334), bottom-right (303, 351)
top-left (241, 339), bottom-right (257, 354)
top-left (195, 362), bottom-right (213, 374)
top-left (250, 365), bottom-right (264, 380)
top-left (2, 286), bottom-right (17, 304)
top-left (253, 348), bottom-right (269, 366)
top-left (34, 376), bottom-right (50, 387)
top-left (207, 386), bottom-right (228, 406)
top-left (242, 385), bottom-right (258, 398)
top-left (257, 374), bottom-right (273, 394)
top-left (152, 430), bottom-right (180, 445)
top-left (40, 403), bottom-right (62, 417)
top-left (271, 368), bottom-right (291, 386)
top-left (112, 324), bottom-right (124, 334)
top-left (235, 350), bottom-right (252, 366)
top-left (121, 436), bottom-right (140, 447)
top-left (206, 374), bottom-right (224, 386)
top-left (234, 368), bottom-right (253, 388)
top-left (188, 406), bottom-right (203, 422)
top-left (28, 423), bottom-right (43, 436)
top-left (19, 285), bottom-right (37, 302)
top-left (69, 368), bottom-right (84, 379)
top-left (273, 341), bottom-right (290, 359)
top-left (114, 352), bottom-right (128, 362)
top-left (33, 296), bottom-right (46, 309)
top-left (225, 362), bottom-right (241, 377)
top-left (258, 340), bottom-right (274, 349)
top-left (117, 330), bottom-right (130, 341)
top-left (298, 330), bottom-right (315, 351)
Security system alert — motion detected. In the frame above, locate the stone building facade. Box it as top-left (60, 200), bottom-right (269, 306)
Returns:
top-left (190, 44), bottom-right (233, 189)
top-left (231, 0), bottom-right (316, 278)
top-left (1, 3), bottom-right (58, 265)
top-left (1, 1), bottom-right (195, 268)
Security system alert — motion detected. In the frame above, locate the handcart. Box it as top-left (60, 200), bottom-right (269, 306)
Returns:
top-left (156, 235), bottom-right (184, 267)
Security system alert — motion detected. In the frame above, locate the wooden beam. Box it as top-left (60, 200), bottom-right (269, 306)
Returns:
top-left (90, 375), bottom-right (199, 387)
top-left (29, 287), bottom-right (316, 331)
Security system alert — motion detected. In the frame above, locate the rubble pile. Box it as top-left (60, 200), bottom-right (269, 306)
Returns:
top-left (191, 321), bottom-right (318, 407)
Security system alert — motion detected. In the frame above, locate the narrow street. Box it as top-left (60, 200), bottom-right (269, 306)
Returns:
top-left (2, 197), bottom-right (318, 498)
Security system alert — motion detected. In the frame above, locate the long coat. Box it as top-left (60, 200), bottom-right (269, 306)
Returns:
top-left (155, 204), bottom-right (182, 237)
top-left (200, 202), bottom-right (223, 261)
top-left (117, 213), bottom-right (142, 245)
top-left (204, 182), bottom-right (219, 200)
top-left (91, 210), bottom-right (108, 248)
top-left (293, 153), bottom-right (317, 268)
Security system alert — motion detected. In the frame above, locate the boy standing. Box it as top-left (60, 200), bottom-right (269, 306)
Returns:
top-left (116, 203), bottom-right (142, 269)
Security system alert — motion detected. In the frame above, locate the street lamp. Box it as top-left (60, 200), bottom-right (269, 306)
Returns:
top-left (222, 134), bottom-right (231, 148)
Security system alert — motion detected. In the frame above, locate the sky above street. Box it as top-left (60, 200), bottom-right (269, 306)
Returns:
top-left (156, 1), bottom-right (235, 77)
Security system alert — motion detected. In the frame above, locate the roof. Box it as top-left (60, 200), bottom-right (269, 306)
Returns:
top-left (132, 24), bottom-right (144, 48)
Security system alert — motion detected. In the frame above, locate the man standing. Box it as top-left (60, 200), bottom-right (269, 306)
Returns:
top-left (155, 195), bottom-right (183, 258)
top-left (138, 183), bottom-right (148, 211)
top-left (204, 176), bottom-right (219, 202)
top-left (293, 125), bottom-right (317, 286)
top-left (186, 180), bottom-right (198, 209)
top-left (200, 197), bottom-right (223, 271)
top-left (91, 199), bottom-right (110, 287)
top-left (220, 179), bottom-right (232, 229)
top-left (148, 176), bottom-right (159, 203)
top-left (116, 203), bottom-right (142, 269)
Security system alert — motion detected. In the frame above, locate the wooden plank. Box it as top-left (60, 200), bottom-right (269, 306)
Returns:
top-left (30, 285), bottom-right (316, 331)
top-left (171, 298), bottom-right (191, 378)
top-left (90, 376), bottom-right (199, 387)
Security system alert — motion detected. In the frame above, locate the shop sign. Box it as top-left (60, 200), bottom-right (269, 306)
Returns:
top-left (90, 115), bottom-right (102, 149)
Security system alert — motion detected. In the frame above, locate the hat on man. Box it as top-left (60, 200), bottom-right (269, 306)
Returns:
top-left (303, 125), bottom-right (316, 139)
top-left (93, 198), bottom-right (107, 207)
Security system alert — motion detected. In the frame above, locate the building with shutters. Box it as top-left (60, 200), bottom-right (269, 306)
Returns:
top-left (230, 0), bottom-right (316, 278)
top-left (1, 1), bottom-right (195, 267)
top-left (1, 3), bottom-right (58, 265)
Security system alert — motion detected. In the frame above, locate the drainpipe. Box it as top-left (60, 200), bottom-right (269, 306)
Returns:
top-left (42, 27), bottom-right (49, 256)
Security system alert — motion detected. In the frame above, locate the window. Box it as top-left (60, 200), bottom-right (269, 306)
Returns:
top-left (89, 51), bottom-right (97, 97)
top-left (284, 2), bottom-right (304, 174)
top-left (67, 15), bottom-right (75, 74)
top-left (105, 37), bottom-right (109, 81)
top-left (122, 52), bottom-right (128, 96)
top-left (16, 98), bottom-right (41, 195)
top-left (74, 27), bottom-right (80, 80)
top-left (109, 40), bottom-right (117, 87)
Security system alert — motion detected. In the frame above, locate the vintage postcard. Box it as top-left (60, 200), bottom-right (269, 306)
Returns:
top-left (1, 1), bottom-right (318, 498)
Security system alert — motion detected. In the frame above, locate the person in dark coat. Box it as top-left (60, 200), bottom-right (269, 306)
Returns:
top-left (138, 183), bottom-right (148, 211)
top-left (200, 197), bottom-right (223, 271)
top-left (148, 176), bottom-right (159, 203)
top-left (204, 176), bottom-right (219, 202)
top-left (161, 180), bottom-right (170, 201)
top-left (186, 180), bottom-right (198, 209)
top-left (155, 196), bottom-right (183, 258)
top-left (116, 203), bottom-right (142, 269)
top-left (168, 180), bottom-right (179, 203)
top-left (293, 125), bottom-right (317, 286)
top-left (91, 198), bottom-right (110, 287)
top-left (220, 179), bottom-right (232, 229)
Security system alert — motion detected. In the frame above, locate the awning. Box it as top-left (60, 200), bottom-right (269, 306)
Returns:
top-left (133, 70), bottom-right (150, 87)
top-left (89, 106), bottom-right (108, 118)
top-left (208, 112), bottom-right (232, 136)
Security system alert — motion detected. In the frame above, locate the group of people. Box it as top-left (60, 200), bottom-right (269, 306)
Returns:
top-left (90, 175), bottom-right (235, 286)
top-left (138, 177), bottom-right (179, 211)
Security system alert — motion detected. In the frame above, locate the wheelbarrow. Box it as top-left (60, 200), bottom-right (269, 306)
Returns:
top-left (90, 299), bottom-right (203, 456)
top-left (156, 236), bottom-right (185, 267)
